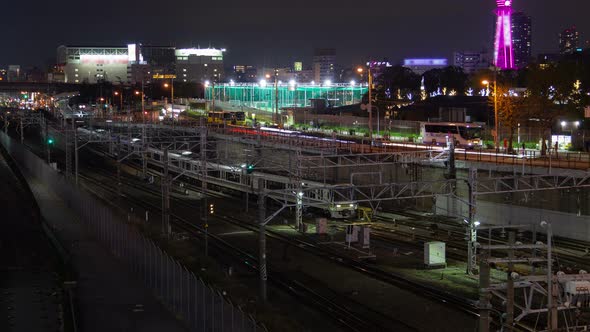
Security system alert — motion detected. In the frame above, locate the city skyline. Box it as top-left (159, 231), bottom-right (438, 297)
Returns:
top-left (1, 0), bottom-right (589, 68)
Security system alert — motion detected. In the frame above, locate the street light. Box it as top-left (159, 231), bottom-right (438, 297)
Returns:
top-left (357, 66), bottom-right (373, 142)
top-left (163, 78), bottom-right (174, 115)
top-left (482, 77), bottom-right (498, 151)
top-left (114, 91), bottom-right (122, 111)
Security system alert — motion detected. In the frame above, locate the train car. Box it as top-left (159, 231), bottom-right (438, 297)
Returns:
top-left (232, 111), bottom-right (246, 126)
top-left (207, 111), bottom-right (224, 124)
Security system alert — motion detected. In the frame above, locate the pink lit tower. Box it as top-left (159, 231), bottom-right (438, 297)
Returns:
top-left (493, 0), bottom-right (515, 69)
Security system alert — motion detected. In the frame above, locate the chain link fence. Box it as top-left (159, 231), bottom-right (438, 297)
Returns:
top-left (0, 131), bottom-right (264, 332)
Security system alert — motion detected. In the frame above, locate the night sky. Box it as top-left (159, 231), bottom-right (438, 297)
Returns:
top-left (2, 0), bottom-right (589, 69)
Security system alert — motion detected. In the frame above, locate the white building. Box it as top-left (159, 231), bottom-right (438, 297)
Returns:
top-left (57, 44), bottom-right (225, 84)
top-left (175, 48), bottom-right (225, 83)
top-left (57, 45), bottom-right (132, 84)
top-left (403, 58), bottom-right (447, 75)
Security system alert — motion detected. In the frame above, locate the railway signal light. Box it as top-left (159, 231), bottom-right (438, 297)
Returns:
top-left (246, 164), bottom-right (254, 174)
top-left (47, 137), bottom-right (54, 145)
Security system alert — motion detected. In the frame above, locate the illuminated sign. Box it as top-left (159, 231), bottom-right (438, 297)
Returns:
top-left (80, 54), bottom-right (128, 65)
top-left (403, 59), bottom-right (448, 66)
top-left (175, 48), bottom-right (224, 57)
top-left (294, 62), bottom-right (303, 71)
top-left (152, 74), bottom-right (177, 79)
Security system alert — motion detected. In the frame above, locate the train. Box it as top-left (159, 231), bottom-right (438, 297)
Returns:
top-left (76, 126), bottom-right (358, 219)
top-left (207, 111), bottom-right (246, 126)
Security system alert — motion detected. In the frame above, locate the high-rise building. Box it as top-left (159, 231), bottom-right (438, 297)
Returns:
top-left (312, 48), bottom-right (335, 83)
top-left (493, 0), bottom-right (515, 70)
top-left (511, 11), bottom-right (532, 68)
top-left (453, 51), bottom-right (491, 74)
top-left (175, 48), bottom-right (225, 83)
top-left (559, 26), bottom-right (579, 55)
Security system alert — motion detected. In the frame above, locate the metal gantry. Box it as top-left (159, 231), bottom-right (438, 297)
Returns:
top-left (478, 223), bottom-right (590, 332)
top-left (38, 119), bottom-right (590, 318)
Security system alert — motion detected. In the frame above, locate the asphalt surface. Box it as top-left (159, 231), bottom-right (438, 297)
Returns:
top-left (0, 149), bottom-right (61, 332)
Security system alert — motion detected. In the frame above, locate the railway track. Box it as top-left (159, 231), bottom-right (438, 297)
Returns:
top-left (89, 161), bottom-right (480, 319)
top-left (77, 168), bottom-right (409, 332)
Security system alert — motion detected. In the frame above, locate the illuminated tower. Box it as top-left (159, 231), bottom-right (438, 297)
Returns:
top-left (493, 0), bottom-right (515, 69)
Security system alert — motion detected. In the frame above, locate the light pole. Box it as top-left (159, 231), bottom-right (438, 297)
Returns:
top-left (482, 77), bottom-right (498, 151)
top-left (114, 91), bottom-right (123, 112)
top-left (357, 67), bottom-right (373, 142)
top-left (164, 78), bottom-right (174, 117)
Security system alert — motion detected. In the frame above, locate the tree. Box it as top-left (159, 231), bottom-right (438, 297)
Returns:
top-left (422, 66), bottom-right (468, 96)
top-left (492, 86), bottom-right (525, 153)
top-left (376, 65), bottom-right (421, 100)
top-left (521, 64), bottom-right (568, 155)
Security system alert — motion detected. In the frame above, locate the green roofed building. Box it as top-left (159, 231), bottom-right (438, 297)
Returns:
top-left (204, 82), bottom-right (367, 113)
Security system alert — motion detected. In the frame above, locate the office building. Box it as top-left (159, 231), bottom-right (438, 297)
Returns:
top-left (493, 0), bottom-right (515, 69)
top-left (312, 48), bottom-right (336, 83)
top-left (57, 44), bottom-right (224, 84)
top-left (175, 48), bottom-right (225, 83)
top-left (511, 11), bottom-right (532, 68)
top-left (7, 65), bottom-right (22, 82)
top-left (559, 26), bottom-right (579, 55)
top-left (403, 59), bottom-right (447, 75)
top-left (453, 51), bottom-right (491, 74)
top-left (233, 65), bottom-right (257, 82)
top-left (57, 45), bottom-right (130, 84)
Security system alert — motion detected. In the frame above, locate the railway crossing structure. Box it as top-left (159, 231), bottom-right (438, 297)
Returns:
top-left (6, 109), bottom-right (590, 331)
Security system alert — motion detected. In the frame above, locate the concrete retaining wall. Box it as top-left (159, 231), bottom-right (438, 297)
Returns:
top-left (435, 195), bottom-right (590, 241)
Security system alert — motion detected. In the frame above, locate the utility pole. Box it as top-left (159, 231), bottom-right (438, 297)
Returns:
top-left (45, 115), bottom-right (50, 164)
top-left (546, 222), bottom-right (557, 331)
top-left (274, 69), bottom-right (279, 126)
top-left (493, 69), bottom-right (499, 152)
top-left (211, 80), bottom-right (215, 112)
top-left (162, 148), bottom-right (170, 238)
top-left (257, 178), bottom-right (267, 303)
top-left (116, 135), bottom-right (122, 196)
top-left (368, 67), bottom-right (373, 143)
top-left (201, 126), bottom-right (208, 255)
top-left (478, 252), bottom-right (491, 332)
top-left (467, 168), bottom-right (478, 274)
top-left (73, 116), bottom-right (79, 185)
top-left (506, 231), bottom-right (515, 330)
top-left (170, 77), bottom-right (174, 113)
top-left (65, 118), bottom-right (72, 179)
top-left (141, 80), bottom-right (147, 179)
top-left (19, 115), bottom-right (24, 143)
